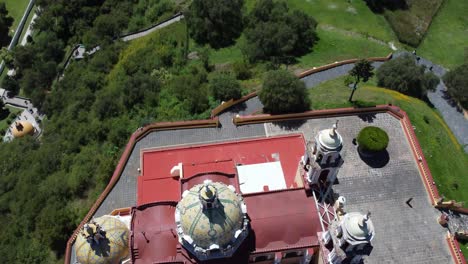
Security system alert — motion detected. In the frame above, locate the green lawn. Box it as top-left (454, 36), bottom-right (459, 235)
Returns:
top-left (0, 0), bottom-right (29, 35)
top-left (0, 105), bottom-right (23, 132)
top-left (418, 0), bottom-right (468, 69)
top-left (383, 0), bottom-right (443, 47)
top-left (288, 0), bottom-right (396, 42)
top-left (309, 76), bottom-right (468, 206)
top-left (208, 27), bottom-right (391, 70)
top-left (297, 28), bottom-right (392, 68)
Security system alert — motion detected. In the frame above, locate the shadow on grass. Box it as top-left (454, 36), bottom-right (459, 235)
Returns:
top-left (358, 149), bottom-right (390, 168)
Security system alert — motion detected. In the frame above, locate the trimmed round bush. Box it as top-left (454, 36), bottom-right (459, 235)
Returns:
top-left (357, 126), bottom-right (389, 152)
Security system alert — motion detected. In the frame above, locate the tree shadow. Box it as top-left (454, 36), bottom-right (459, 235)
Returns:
top-left (272, 119), bottom-right (306, 131)
top-left (440, 90), bottom-right (463, 113)
top-left (357, 113), bottom-right (377, 123)
top-left (364, 0), bottom-right (408, 13)
top-left (226, 102), bottom-right (247, 115)
top-left (358, 149), bottom-right (390, 168)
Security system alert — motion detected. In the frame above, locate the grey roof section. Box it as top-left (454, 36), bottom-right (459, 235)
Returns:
top-left (94, 114), bottom-right (265, 217)
top-left (264, 113), bottom-right (453, 264)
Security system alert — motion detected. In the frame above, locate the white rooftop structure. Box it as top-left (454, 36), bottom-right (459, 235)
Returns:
top-left (236, 161), bottom-right (287, 194)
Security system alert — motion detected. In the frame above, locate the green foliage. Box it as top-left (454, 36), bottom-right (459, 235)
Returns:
top-left (232, 61), bottom-right (252, 80)
top-left (357, 126), bottom-right (389, 152)
top-left (243, 0), bottom-right (317, 63)
top-left (367, 0), bottom-right (444, 46)
top-left (0, 47), bottom-right (14, 67)
top-left (443, 64), bottom-right (468, 109)
top-left (210, 73), bottom-right (242, 102)
top-left (1, 76), bottom-right (19, 96)
top-left (348, 59), bottom-right (374, 101)
top-left (187, 0), bottom-right (244, 49)
top-left (259, 69), bottom-right (309, 114)
top-left (0, 2), bottom-right (13, 47)
top-left (127, 0), bottom-right (176, 33)
top-left (377, 55), bottom-right (439, 98)
top-left (418, 0), bottom-right (468, 68)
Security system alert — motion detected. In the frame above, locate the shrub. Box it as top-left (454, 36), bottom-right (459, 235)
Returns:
top-left (377, 55), bottom-right (439, 98)
top-left (357, 126), bottom-right (389, 152)
top-left (232, 61), bottom-right (251, 80)
top-left (443, 64), bottom-right (468, 109)
top-left (210, 73), bottom-right (242, 102)
top-left (259, 70), bottom-right (309, 114)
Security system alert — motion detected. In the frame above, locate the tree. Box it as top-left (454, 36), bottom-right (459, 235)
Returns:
top-left (259, 70), bottom-right (309, 114)
top-left (1, 76), bottom-right (19, 96)
top-left (443, 64), bottom-right (468, 109)
top-left (243, 0), bottom-right (317, 63)
top-left (0, 3), bottom-right (13, 47)
top-left (186, 0), bottom-right (244, 49)
top-left (377, 55), bottom-right (439, 98)
top-left (210, 73), bottom-right (242, 102)
top-left (347, 59), bottom-right (374, 102)
top-left (0, 47), bottom-right (13, 68)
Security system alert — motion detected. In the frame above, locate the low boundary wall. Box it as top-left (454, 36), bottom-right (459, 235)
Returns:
top-left (210, 53), bottom-right (393, 118)
top-left (64, 118), bottom-right (219, 264)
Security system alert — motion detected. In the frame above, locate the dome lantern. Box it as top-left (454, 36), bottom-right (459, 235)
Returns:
top-left (175, 180), bottom-right (249, 260)
top-left (75, 216), bottom-right (129, 264)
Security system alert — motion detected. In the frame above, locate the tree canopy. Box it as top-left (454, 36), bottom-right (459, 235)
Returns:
top-left (443, 63), bottom-right (468, 109)
top-left (0, 2), bottom-right (13, 47)
top-left (210, 73), bottom-right (242, 102)
top-left (243, 0), bottom-right (317, 63)
top-left (376, 55), bottom-right (439, 98)
top-left (259, 70), bottom-right (309, 114)
top-left (347, 59), bottom-right (374, 101)
top-left (186, 0), bottom-right (244, 49)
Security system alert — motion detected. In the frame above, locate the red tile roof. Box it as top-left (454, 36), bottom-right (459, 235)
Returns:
top-left (132, 135), bottom-right (321, 263)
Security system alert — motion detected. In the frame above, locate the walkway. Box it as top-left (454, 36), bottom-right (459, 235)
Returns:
top-left (120, 14), bottom-right (184, 42)
top-left (393, 52), bottom-right (468, 152)
top-left (242, 52), bottom-right (468, 152)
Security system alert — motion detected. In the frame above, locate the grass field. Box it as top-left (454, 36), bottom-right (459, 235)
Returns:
top-left (0, 106), bottom-right (23, 132)
top-left (0, 0), bottom-right (29, 35)
top-left (297, 28), bottom-right (391, 68)
top-left (288, 0), bottom-right (396, 42)
top-left (418, 0), bottom-right (468, 69)
top-left (383, 0), bottom-right (444, 47)
top-left (308, 76), bottom-right (468, 206)
top-left (208, 27), bottom-right (391, 70)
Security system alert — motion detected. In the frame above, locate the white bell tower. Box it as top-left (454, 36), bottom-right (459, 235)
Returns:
top-left (302, 121), bottom-right (344, 190)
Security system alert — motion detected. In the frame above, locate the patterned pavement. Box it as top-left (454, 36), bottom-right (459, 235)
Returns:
top-left (265, 113), bottom-right (453, 264)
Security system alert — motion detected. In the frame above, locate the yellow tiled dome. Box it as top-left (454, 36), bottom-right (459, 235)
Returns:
top-left (176, 182), bottom-right (245, 249)
top-left (11, 121), bottom-right (34, 138)
top-left (75, 216), bottom-right (129, 264)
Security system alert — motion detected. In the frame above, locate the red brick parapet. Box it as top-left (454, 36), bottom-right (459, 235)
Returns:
top-left (210, 53), bottom-right (393, 118)
top-left (447, 233), bottom-right (467, 264)
top-left (64, 118), bottom-right (219, 264)
top-left (296, 53), bottom-right (393, 79)
top-left (211, 92), bottom-right (258, 117)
